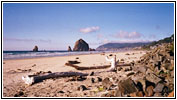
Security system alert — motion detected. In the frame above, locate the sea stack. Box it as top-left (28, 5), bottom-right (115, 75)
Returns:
top-left (33, 46), bottom-right (38, 52)
top-left (68, 46), bottom-right (72, 52)
top-left (73, 39), bottom-right (89, 51)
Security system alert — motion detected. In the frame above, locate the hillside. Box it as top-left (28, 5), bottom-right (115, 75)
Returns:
top-left (96, 42), bottom-right (151, 51)
top-left (142, 34), bottom-right (174, 49)
top-left (96, 34), bottom-right (174, 51)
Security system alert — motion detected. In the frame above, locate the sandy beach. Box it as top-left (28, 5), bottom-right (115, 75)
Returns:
top-left (3, 50), bottom-right (146, 97)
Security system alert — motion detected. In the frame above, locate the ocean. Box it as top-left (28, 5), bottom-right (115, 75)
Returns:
top-left (3, 50), bottom-right (109, 60)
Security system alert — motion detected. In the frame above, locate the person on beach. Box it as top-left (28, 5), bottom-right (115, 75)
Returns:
top-left (105, 55), bottom-right (119, 71)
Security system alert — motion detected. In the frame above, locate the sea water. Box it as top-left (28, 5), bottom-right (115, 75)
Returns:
top-left (3, 50), bottom-right (110, 60)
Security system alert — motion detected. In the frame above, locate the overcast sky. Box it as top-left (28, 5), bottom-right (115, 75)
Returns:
top-left (3, 3), bottom-right (174, 50)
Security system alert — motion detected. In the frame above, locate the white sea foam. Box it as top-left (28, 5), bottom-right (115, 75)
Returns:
top-left (3, 51), bottom-right (110, 60)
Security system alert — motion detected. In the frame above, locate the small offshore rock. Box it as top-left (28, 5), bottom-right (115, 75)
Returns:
top-left (68, 46), bottom-right (72, 51)
top-left (33, 46), bottom-right (38, 52)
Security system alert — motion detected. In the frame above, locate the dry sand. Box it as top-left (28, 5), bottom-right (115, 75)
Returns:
top-left (3, 50), bottom-right (146, 97)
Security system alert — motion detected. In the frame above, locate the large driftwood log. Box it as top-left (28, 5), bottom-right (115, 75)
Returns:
top-left (22, 72), bottom-right (88, 85)
top-left (65, 63), bottom-right (110, 70)
top-left (65, 63), bottom-right (132, 70)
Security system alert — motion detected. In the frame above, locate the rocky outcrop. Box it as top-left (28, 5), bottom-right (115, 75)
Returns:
top-left (33, 46), bottom-right (38, 52)
top-left (68, 46), bottom-right (72, 51)
top-left (73, 39), bottom-right (89, 51)
top-left (89, 48), bottom-right (95, 51)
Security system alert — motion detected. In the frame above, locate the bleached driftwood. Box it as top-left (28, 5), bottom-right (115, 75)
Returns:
top-left (22, 72), bottom-right (88, 85)
top-left (65, 63), bottom-right (131, 70)
top-left (105, 55), bottom-right (119, 71)
top-left (65, 63), bottom-right (110, 70)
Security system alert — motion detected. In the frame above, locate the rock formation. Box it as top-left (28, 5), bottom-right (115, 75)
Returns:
top-left (33, 46), bottom-right (38, 52)
top-left (68, 46), bottom-right (72, 51)
top-left (73, 39), bottom-right (89, 51)
top-left (89, 48), bottom-right (95, 51)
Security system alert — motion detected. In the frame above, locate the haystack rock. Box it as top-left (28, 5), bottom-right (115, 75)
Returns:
top-left (33, 46), bottom-right (38, 52)
top-left (73, 39), bottom-right (89, 51)
top-left (68, 46), bottom-right (72, 51)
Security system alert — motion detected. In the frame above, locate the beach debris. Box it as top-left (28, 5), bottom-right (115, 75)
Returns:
top-left (68, 46), bottom-right (72, 51)
top-left (90, 72), bottom-right (94, 76)
top-left (75, 57), bottom-right (79, 59)
top-left (78, 85), bottom-right (89, 91)
top-left (91, 78), bottom-right (95, 83)
top-left (32, 64), bottom-right (36, 67)
top-left (68, 60), bottom-right (80, 64)
top-left (109, 54), bottom-right (113, 56)
top-left (14, 91), bottom-right (24, 97)
top-left (3, 62), bottom-right (5, 64)
top-left (66, 76), bottom-right (87, 82)
top-left (22, 71), bottom-right (88, 85)
top-left (33, 45), bottom-right (38, 52)
top-left (125, 53), bottom-right (130, 55)
top-left (73, 39), bottom-right (89, 51)
top-left (97, 77), bottom-right (102, 82)
top-left (58, 91), bottom-right (65, 93)
top-left (8, 68), bottom-right (32, 74)
top-left (127, 72), bottom-right (135, 77)
top-left (102, 77), bottom-right (113, 90)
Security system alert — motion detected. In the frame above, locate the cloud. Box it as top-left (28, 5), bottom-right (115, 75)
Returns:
top-left (113, 30), bottom-right (142, 39)
top-left (80, 26), bottom-right (100, 34)
top-left (4, 37), bottom-right (51, 43)
top-left (109, 39), bottom-right (152, 43)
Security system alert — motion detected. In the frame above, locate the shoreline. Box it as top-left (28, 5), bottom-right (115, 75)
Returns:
top-left (3, 49), bottom-right (145, 61)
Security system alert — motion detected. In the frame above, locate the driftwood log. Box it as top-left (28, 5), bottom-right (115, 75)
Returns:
top-left (22, 72), bottom-right (88, 85)
top-left (65, 63), bottom-right (132, 70)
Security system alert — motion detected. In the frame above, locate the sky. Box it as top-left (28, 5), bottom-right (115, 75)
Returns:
top-left (3, 3), bottom-right (174, 50)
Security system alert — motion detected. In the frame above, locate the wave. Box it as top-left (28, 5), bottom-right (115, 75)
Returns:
top-left (3, 51), bottom-right (109, 60)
